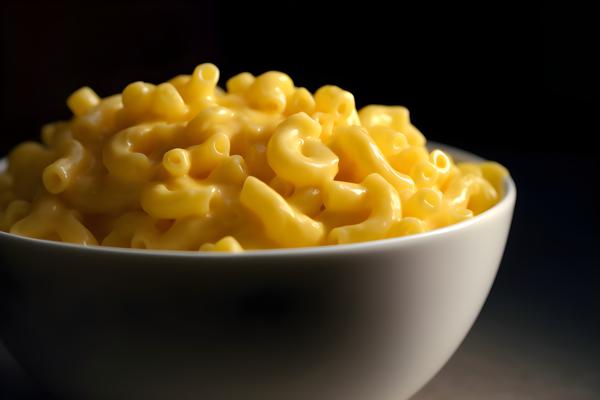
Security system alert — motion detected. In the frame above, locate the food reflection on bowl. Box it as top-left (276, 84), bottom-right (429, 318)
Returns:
top-left (0, 143), bottom-right (516, 400)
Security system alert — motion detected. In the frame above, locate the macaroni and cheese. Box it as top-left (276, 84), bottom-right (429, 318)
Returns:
top-left (0, 64), bottom-right (509, 252)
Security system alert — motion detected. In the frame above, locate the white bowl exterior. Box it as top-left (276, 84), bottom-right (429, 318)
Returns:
top-left (0, 146), bottom-right (516, 400)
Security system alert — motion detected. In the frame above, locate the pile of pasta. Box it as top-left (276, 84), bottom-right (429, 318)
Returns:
top-left (0, 64), bottom-right (508, 252)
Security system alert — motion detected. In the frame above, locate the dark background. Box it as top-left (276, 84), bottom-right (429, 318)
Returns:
top-left (1, 1), bottom-right (598, 398)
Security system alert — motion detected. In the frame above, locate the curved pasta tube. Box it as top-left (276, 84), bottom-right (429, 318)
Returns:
top-left (388, 217), bottom-right (427, 237)
top-left (215, 91), bottom-right (246, 110)
top-left (479, 162), bottom-right (509, 197)
top-left (200, 236), bottom-right (244, 252)
top-left (409, 161), bottom-right (439, 188)
top-left (430, 150), bottom-right (452, 174)
top-left (448, 207), bottom-right (474, 224)
top-left (237, 107), bottom-right (286, 141)
top-left (403, 188), bottom-right (443, 219)
top-left (322, 180), bottom-right (368, 213)
top-left (101, 212), bottom-right (156, 248)
top-left (153, 217), bottom-right (218, 250)
top-left (132, 216), bottom-right (225, 251)
top-left (41, 121), bottom-right (70, 147)
top-left (163, 133), bottom-right (232, 179)
top-left (429, 149), bottom-right (453, 187)
top-left (246, 71), bottom-right (294, 114)
top-left (0, 173), bottom-right (16, 208)
top-left (71, 95), bottom-right (123, 142)
top-left (323, 165), bottom-right (367, 225)
top-left (285, 87), bottom-right (316, 115)
top-left (312, 112), bottom-right (336, 143)
top-left (151, 83), bottom-right (189, 120)
top-left (141, 175), bottom-right (218, 219)
top-left (8, 142), bottom-right (56, 200)
top-left (168, 75), bottom-right (191, 94)
top-left (329, 174), bottom-right (402, 244)
top-left (243, 139), bottom-right (274, 182)
top-left (0, 199), bottom-right (31, 231)
top-left (9, 195), bottom-right (97, 245)
top-left (103, 212), bottom-right (224, 251)
top-left (466, 179), bottom-right (499, 215)
top-left (332, 125), bottom-right (415, 198)
top-left (162, 148), bottom-right (191, 177)
top-left (389, 146), bottom-right (430, 174)
top-left (287, 187), bottom-right (323, 217)
top-left (122, 81), bottom-right (156, 119)
top-left (425, 204), bottom-right (474, 230)
top-left (268, 176), bottom-right (295, 197)
top-left (207, 155), bottom-right (248, 186)
top-left (240, 176), bottom-right (325, 247)
top-left (444, 174), bottom-right (498, 214)
top-left (104, 123), bottom-right (182, 182)
top-left (62, 172), bottom-right (143, 214)
top-left (449, 207), bottom-right (474, 224)
top-left (367, 125), bottom-right (408, 157)
top-left (358, 105), bottom-right (426, 146)
top-left (67, 87), bottom-right (100, 117)
top-left (42, 136), bottom-right (88, 194)
top-left (187, 132), bottom-right (231, 177)
top-left (185, 63), bottom-right (220, 102)
top-left (185, 106), bottom-right (239, 144)
top-left (267, 112), bottom-right (339, 187)
top-left (457, 162), bottom-right (483, 177)
top-left (313, 86), bottom-right (360, 134)
top-left (226, 72), bottom-right (255, 95)
top-left (103, 124), bottom-right (156, 181)
top-left (314, 85), bottom-right (356, 120)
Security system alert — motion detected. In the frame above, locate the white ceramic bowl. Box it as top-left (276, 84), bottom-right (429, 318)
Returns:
top-left (0, 143), bottom-right (516, 400)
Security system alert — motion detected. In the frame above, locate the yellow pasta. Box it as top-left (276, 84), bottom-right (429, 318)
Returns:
top-left (0, 200), bottom-right (31, 231)
top-left (67, 87), bottom-right (100, 117)
top-left (285, 87), bottom-right (316, 115)
top-left (151, 83), bottom-right (188, 120)
top-left (122, 81), bottom-right (156, 119)
top-left (239, 176), bottom-right (325, 248)
top-left (186, 132), bottom-right (231, 177)
top-left (226, 72), bottom-right (255, 95)
top-left (9, 195), bottom-right (97, 245)
top-left (331, 125), bottom-right (415, 198)
top-left (42, 133), bottom-right (88, 194)
top-left (245, 71), bottom-right (294, 114)
top-left (266, 113), bottom-right (339, 187)
top-left (287, 187), bottom-right (323, 217)
top-left (388, 217), bottom-right (428, 237)
top-left (200, 236), bottom-right (244, 253)
top-left (367, 125), bottom-right (409, 157)
top-left (359, 105), bottom-right (426, 146)
top-left (328, 174), bottom-right (402, 244)
top-left (186, 63), bottom-right (220, 102)
top-left (0, 63), bottom-right (509, 251)
top-left (322, 180), bottom-right (368, 213)
top-left (141, 175), bottom-right (218, 219)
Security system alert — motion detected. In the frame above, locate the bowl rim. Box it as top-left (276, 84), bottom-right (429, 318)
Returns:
top-left (0, 142), bottom-right (516, 258)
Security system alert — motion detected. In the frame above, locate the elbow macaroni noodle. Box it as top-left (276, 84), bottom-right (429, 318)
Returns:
top-left (0, 64), bottom-right (509, 252)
